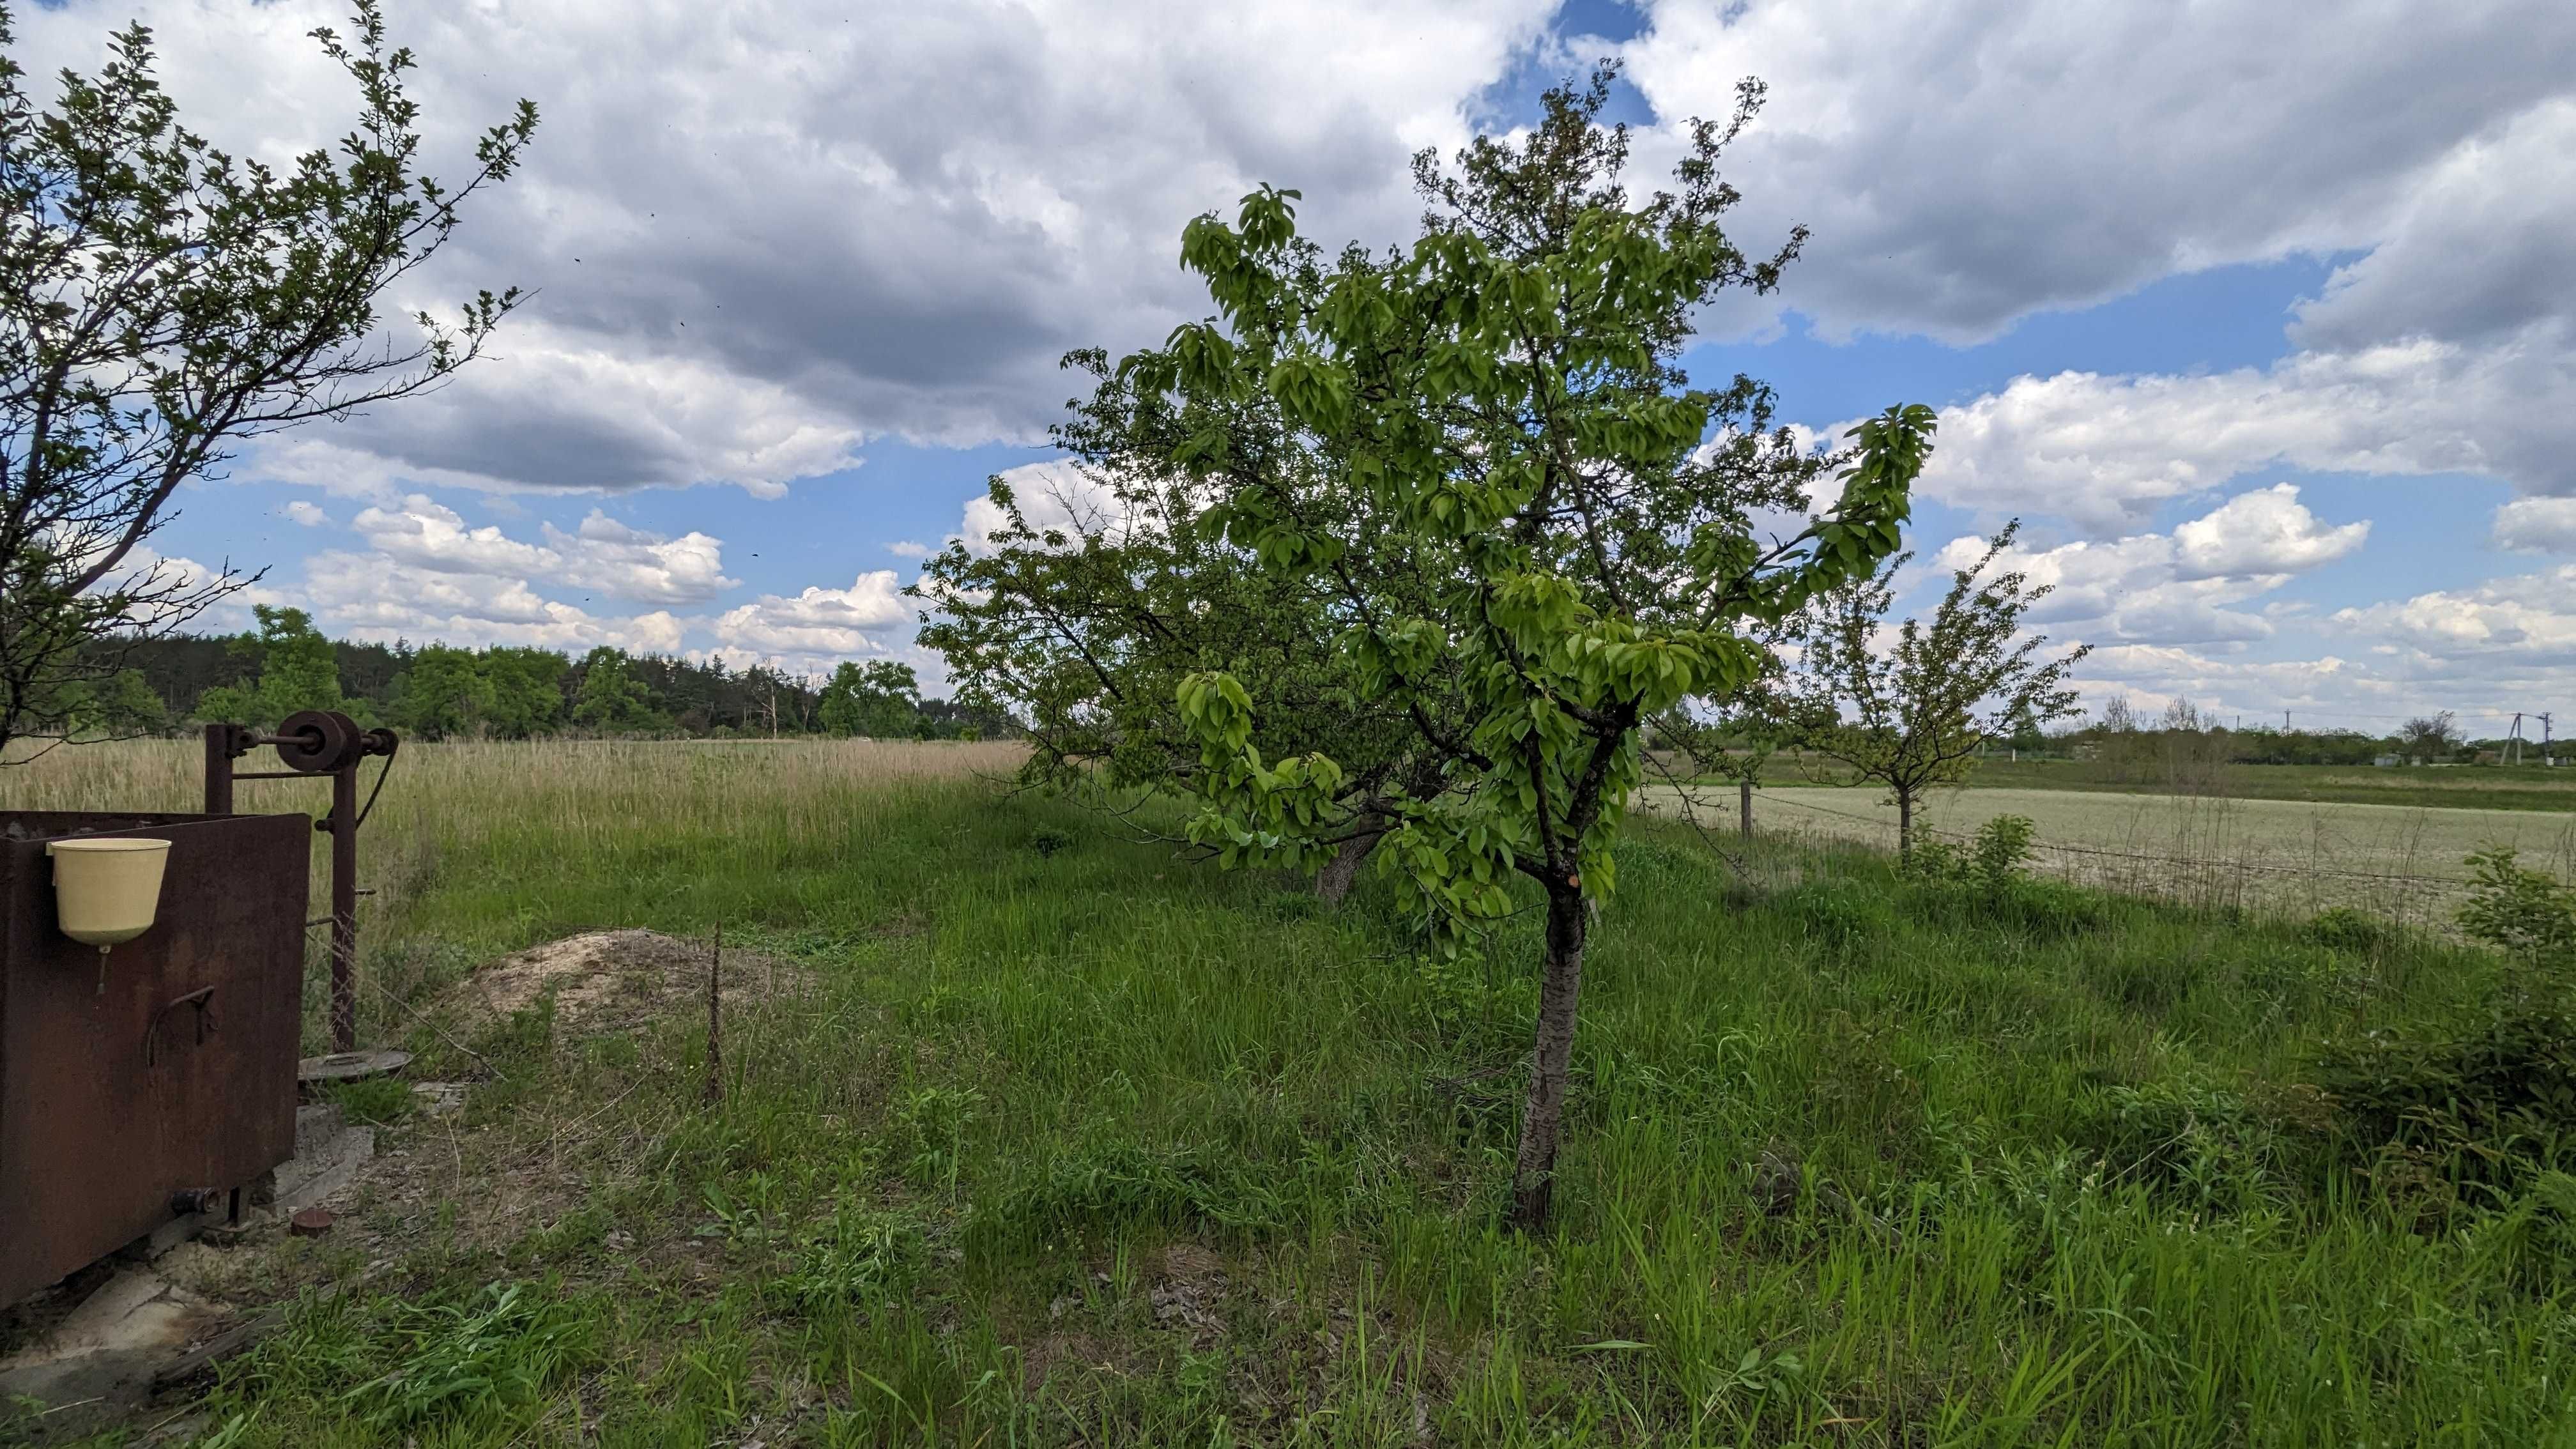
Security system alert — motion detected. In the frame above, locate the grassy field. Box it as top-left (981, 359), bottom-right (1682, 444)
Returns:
top-left (1646, 781), bottom-right (2576, 927)
top-left (7, 740), bottom-right (2576, 1445)
top-left (1758, 757), bottom-right (2576, 813)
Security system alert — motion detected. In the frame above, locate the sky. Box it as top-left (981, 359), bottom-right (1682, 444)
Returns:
top-left (16, 0), bottom-right (2576, 741)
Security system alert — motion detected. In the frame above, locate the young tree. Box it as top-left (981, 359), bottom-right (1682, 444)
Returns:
top-left (1767, 525), bottom-right (2088, 855)
top-left (1131, 70), bottom-right (1933, 1227)
top-left (0, 1), bottom-right (538, 756)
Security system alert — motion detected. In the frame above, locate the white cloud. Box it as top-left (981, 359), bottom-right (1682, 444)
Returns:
top-left (280, 500), bottom-right (330, 527)
top-left (1929, 486), bottom-right (2366, 648)
top-left (2494, 498), bottom-right (2576, 554)
top-left (346, 496), bottom-right (737, 605)
top-left (2172, 484), bottom-right (2369, 580)
top-left (1618, 0), bottom-right (2576, 343)
top-left (711, 572), bottom-right (912, 666)
top-left (12, 0), bottom-right (1558, 496)
top-left (1892, 338), bottom-right (2573, 533)
top-left (886, 540), bottom-right (931, 560)
top-left (2331, 563), bottom-right (2576, 668)
top-left (957, 459), bottom-right (1140, 554)
top-left (542, 512), bottom-right (737, 607)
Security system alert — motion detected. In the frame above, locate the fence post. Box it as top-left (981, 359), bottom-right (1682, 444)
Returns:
top-left (1739, 779), bottom-right (1754, 843)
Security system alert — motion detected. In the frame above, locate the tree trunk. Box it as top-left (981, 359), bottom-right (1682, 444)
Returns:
top-left (1897, 788), bottom-right (1914, 858)
top-left (1314, 817), bottom-right (1386, 906)
top-left (1508, 884), bottom-right (1590, 1230)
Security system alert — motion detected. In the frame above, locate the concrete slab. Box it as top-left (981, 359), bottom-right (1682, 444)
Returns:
top-left (0, 1268), bottom-right (225, 1410)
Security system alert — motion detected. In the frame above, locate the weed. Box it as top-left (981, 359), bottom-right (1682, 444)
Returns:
top-left (321, 1074), bottom-right (415, 1127)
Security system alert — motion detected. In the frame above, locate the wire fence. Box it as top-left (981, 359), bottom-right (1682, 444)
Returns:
top-left (1643, 782), bottom-right (2573, 930)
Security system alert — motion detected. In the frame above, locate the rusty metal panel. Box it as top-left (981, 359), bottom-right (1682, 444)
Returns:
top-left (1, 811), bottom-right (310, 1307)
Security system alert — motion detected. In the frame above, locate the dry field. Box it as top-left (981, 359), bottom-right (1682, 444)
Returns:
top-left (1645, 781), bottom-right (2576, 924)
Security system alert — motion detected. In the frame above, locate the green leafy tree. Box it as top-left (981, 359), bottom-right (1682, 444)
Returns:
top-left (481, 647), bottom-right (568, 738)
top-left (916, 374), bottom-right (1450, 899)
top-left (1133, 70), bottom-right (1932, 1227)
top-left (0, 1), bottom-right (537, 758)
top-left (1765, 525), bottom-right (2088, 855)
top-left (391, 644), bottom-right (496, 739)
top-left (818, 659), bottom-right (923, 738)
top-left (194, 605), bottom-right (345, 728)
top-left (49, 665), bottom-right (164, 738)
top-left (572, 647), bottom-right (658, 733)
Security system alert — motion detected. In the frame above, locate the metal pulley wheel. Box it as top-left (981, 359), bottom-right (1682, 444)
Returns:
top-left (274, 710), bottom-right (364, 774)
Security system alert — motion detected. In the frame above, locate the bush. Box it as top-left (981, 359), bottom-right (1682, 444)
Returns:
top-left (2313, 1000), bottom-right (2576, 1204)
top-left (2458, 847), bottom-right (2575, 974)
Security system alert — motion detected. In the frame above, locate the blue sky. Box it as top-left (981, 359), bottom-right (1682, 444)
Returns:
top-left (18, 0), bottom-right (2576, 738)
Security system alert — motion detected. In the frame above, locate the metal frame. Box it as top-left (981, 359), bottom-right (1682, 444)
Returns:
top-left (203, 714), bottom-right (398, 1054)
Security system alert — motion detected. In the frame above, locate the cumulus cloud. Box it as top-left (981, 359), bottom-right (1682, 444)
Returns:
top-left (1618, 0), bottom-right (2576, 343)
top-left (956, 459), bottom-right (1140, 554)
top-left (1929, 486), bottom-right (2366, 648)
top-left (347, 496), bottom-right (737, 606)
top-left (280, 500), bottom-right (330, 527)
top-left (2171, 484), bottom-right (2370, 580)
top-left (2332, 564), bottom-right (2576, 668)
top-left (12, 0), bottom-right (1557, 498)
top-left (2493, 498), bottom-right (2576, 554)
top-left (711, 572), bottom-right (912, 666)
top-left (1890, 339), bottom-right (2575, 532)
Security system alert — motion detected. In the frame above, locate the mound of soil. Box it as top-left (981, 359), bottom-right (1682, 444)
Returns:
top-left (440, 928), bottom-right (792, 1036)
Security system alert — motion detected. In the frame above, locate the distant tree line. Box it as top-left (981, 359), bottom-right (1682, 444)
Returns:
top-left (66, 609), bottom-right (1014, 742)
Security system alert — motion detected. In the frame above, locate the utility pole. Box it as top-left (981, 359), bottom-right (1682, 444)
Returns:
top-left (2510, 712), bottom-right (2525, 767)
top-left (2543, 712), bottom-right (2556, 767)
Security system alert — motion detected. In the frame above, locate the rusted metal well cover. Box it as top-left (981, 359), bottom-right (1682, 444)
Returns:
top-left (0, 811), bottom-right (310, 1307)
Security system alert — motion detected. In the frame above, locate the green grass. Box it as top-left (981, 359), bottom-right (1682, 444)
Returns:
top-left (25, 746), bottom-right (2576, 1445)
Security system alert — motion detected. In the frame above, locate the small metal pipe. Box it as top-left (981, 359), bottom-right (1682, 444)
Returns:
top-left (328, 764), bottom-right (359, 1054)
top-left (227, 770), bottom-right (312, 781)
top-left (203, 726), bottom-right (234, 814)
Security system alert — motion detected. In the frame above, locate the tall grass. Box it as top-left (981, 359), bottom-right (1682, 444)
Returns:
top-left (10, 741), bottom-right (2572, 1445)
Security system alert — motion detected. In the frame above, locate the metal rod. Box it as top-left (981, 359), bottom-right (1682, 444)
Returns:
top-left (203, 726), bottom-right (234, 813)
top-left (328, 764), bottom-right (358, 1054)
top-left (227, 770), bottom-right (316, 781)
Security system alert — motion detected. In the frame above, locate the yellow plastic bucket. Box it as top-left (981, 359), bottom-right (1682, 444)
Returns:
top-left (46, 838), bottom-right (172, 947)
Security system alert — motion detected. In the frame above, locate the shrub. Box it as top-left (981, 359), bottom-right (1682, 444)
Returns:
top-left (2458, 847), bottom-right (2576, 974)
top-left (1027, 825), bottom-right (1076, 858)
top-left (2313, 1000), bottom-right (2576, 1203)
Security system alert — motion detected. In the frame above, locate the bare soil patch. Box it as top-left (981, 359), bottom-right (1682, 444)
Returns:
top-left (438, 928), bottom-right (796, 1036)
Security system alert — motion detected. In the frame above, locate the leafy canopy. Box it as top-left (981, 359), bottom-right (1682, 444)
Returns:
top-left (1128, 69), bottom-right (1934, 942)
top-left (0, 1), bottom-right (536, 755)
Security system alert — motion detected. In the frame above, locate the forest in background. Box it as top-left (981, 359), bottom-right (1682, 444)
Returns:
top-left (67, 608), bottom-right (1011, 742)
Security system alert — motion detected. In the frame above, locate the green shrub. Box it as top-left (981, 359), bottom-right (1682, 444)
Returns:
top-left (2313, 1000), bottom-right (2576, 1202)
top-left (1027, 825), bottom-right (1076, 858)
top-left (2458, 846), bottom-right (2576, 974)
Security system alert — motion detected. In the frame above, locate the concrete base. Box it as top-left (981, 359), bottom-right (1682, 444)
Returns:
top-left (0, 1268), bottom-right (222, 1411)
top-left (0, 1105), bottom-right (378, 1418)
